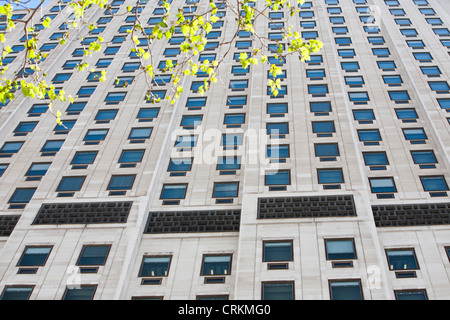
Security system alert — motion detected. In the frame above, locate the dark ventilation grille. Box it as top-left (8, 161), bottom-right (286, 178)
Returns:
top-left (0, 215), bottom-right (20, 236)
top-left (372, 202), bottom-right (450, 227)
top-left (144, 210), bottom-right (241, 234)
top-left (257, 195), bottom-right (357, 219)
top-left (32, 202), bottom-right (132, 225)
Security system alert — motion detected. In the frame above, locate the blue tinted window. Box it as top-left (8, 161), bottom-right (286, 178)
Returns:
top-left (335, 37), bottom-right (351, 45)
top-left (105, 92), bottom-right (126, 103)
top-left (161, 184), bottom-right (187, 199)
top-left (52, 73), bottom-right (71, 83)
top-left (129, 127), bottom-right (152, 140)
top-left (267, 122), bottom-right (288, 135)
top-left (330, 16), bottom-right (345, 24)
top-left (227, 96), bottom-right (247, 107)
top-left (16, 246), bottom-right (51, 267)
top-left (122, 62), bottom-right (140, 71)
top-left (57, 176), bottom-right (85, 192)
top-left (107, 175), bottom-right (136, 190)
top-left (317, 169), bottom-right (344, 184)
top-left (395, 290), bottom-right (427, 300)
top-left (395, 108), bottom-right (418, 120)
top-left (353, 109), bottom-right (375, 120)
top-left (338, 49), bottom-right (355, 57)
top-left (262, 282), bottom-right (294, 300)
top-left (383, 75), bottom-right (403, 85)
top-left (407, 40), bottom-right (425, 48)
top-left (307, 69), bottom-right (326, 78)
top-left (84, 129), bottom-right (108, 141)
top-left (308, 84), bottom-right (328, 95)
top-left (54, 120), bottom-right (76, 133)
top-left (426, 18), bottom-right (442, 25)
top-left (26, 163), bottom-right (51, 176)
top-left (413, 52), bottom-right (432, 61)
top-left (429, 81), bottom-right (450, 92)
top-left (368, 36), bottom-right (384, 44)
top-left (341, 62), bottom-right (359, 71)
top-left (267, 103), bottom-right (287, 115)
top-left (67, 102), bottom-right (86, 114)
top-left (345, 76), bottom-right (364, 86)
top-left (420, 66), bottom-right (441, 76)
top-left (333, 27), bottom-right (348, 34)
top-left (186, 97), bottom-right (207, 107)
top-left (403, 128), bottom-right (426, 140)
top-left (395, 18), bottom-right (411, 26)
top-left (28, 104), bottom-right (48, 116)
top-left (369, 177), bottom-right (396, 193)
top-left (175, 135), bottom-right (197, 147)
top-left (420, 176), bottom-right (448, 191)
top-left (401, 29), bottom-right (418, 36)
top-left (217, 156), bottom-right (240, 170)
top-left (168, 158), bottom-right (192, 171)
top-left (314, 143), bottom-right (339, 157)
top-left (312, 121), bottom-right (335, 133)
top-left (181, 115), bottom-right (202, 127)
top-left (222, 133), bottom-right (243, 146)
top-left (229, 79), bottom-right (248, 89)
top-left (267, 145), bottom-right (290, 158)
top-left (358, 129), bottom-right (381, 141)
top-left (0, 142), bottom-right (24, 155)
top-left (389, 91), bottom-right (410, 102)
top-left (224, 113), bottom-right (245, 125)
top-left (9, 188), bottom-right (36, 203)
top-left (372, 48), bottom-right (390, 57)
top-left (411, 150), bottom-right (437, 164)
top-left (433, 28), bottom-right (450, 36)
top-left (0, 164), bottom-right (7, 176)
top-left (363, 152), bottom-right (388, 165)
top-left (213, 182), bottom-right (239, 198)
top-left (265, 170), bottom-right (290, 185)
top-left (14, 122), bottom-right (38, 134)
top-left (377, 61), bottom-right (396, 70)
top-left (95, 109), bottom-right (117, 121)
top-left (348, 92), bottom-right (369, 102)
top-left (77, 86), bottom-right (96, 97)
top-left (42, 140), bottom-right (64, 152)
top-left (119, 150), bottom-right (145, 163)
top-left (310, 101), bottom-right (332, 113)
top-left (72, 151), bottom-right (97, 165)
top-left (437, 99), bottom-right (450, 110)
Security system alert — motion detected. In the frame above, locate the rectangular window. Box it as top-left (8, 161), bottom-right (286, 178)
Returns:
top-left (77, 245), bottom-right (111, 266)
top-left (420, 66), bottom-right (441, 77)
top-left (160, 184), bottom-right (188, 200)
top-left (403, 128), bottom-right (427, 142)
top-left (0, 141), bottom-right (24, 157)
top-left (372, 48), bottom-right (390, 57)
top-left (52, 73), bottom-right (72, 83)
top-left (95, 109), bottom-right (118, 123)
top-left (386, 249), bottom-right (419, 270)
top-left (263, 241), bottom-right (293, 262)
top-left (107, 175), bottom-right (136, 190)
top-left (71, 151), bottom-right (97, 166)
top-left (221, 133), bottom-right (243, 148)
top-left (341, 61), bottom-right (360, 72)
top-left (224, 113), bottom-right (245, 126)
top-left (201, 255), bottom-right (232, 276)
top-left (369, 177), bottom-right (396, 193)
top-left (105, 92), bottom-right (126, 104)
top-left (310, 101), bottom-right (332, 114)
top-left (175, 135), bottom-right (197, 148)
top-left (0, 164), bottom-right (8, 177)
top-left (395, 108), bottom-right (418, 122)
top-left (383, 75), bottom-right (403, 86)
top-left (325, 239), bottom-right (356, 260)
top-left (83, 129), bottom-right (108, 144)
top-left (267, 103), bottom-right (288, 117)
top-left (66, 102), bottom-right (86, 115)
top-left (420, 176), bottom-right (449, 192)
top-left (57, 176), bottom-right (86, 193)
top-left (314, 143), bottom-right (339, 159)
top-left (317, 168), bottom-right (344, 184)
top-left (358, 129), bottom-right (381, 144)
top-left (77, 86), bottom-right (96, 97)
top-left (17, 246), bottom-right (52, 266)
top-left (363, 152), bottom-right (389, 167)
top-left (28, 104), bottom-right (48, 116)
top-left (395, 290), bottom-right (427, 300)
top-left (122, 62), bottom-right (140, 72)
top-left (41, 140), bottom-right (64, 154)
top-left (26, 163), bottom-right (51, 179)
top-left (329, 280), bottom-right (363, 300)
top-left (62, 285), bottom-right (97, 300)
top-left (377, 61), bottom-right (396, 71)
top-left (213, 182), bottom-right (239, 198)
top-left (119, 150), bottom-right (145, 164)
top-left (217, 156), bottom-right (240, 171)
top-left (267, 144), bottom-right (290, 160)
top-left (168, 157), bottom-right (192, 172)
top-left (345, 76), bottom-right (364, 87)
top-left (262, 282), bottom-right (294, 300)
top-left (9, 188), bottom-right (36, 206)
top-left (265, 170), bottom-right (290, 186)
top-left (267, 122), bottom-right (289, 135)
top-left (411, 150), bottom-right (437, 165)
top-left (1, 286), bottom-right (33, 300)
top-left (139, 256), bottom-right (172, 277)
top-left (312, 121), bottom-right (335, 136)
top-left (413, 52), bottom-right (433, 62)
top-left (14, 122), bottom-right (38, 135)
top-left (137, 108), bottom-right (159, 121)
top-left (306, 69), bottom-right (326, 79)
top-left (429, 81), bottom-right (450, 93)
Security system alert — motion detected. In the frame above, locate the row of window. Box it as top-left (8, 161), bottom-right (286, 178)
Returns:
top-left (4, 240), bottom-right (448, 300)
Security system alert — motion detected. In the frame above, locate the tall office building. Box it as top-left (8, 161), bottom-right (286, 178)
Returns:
top-left (0, 0), bottom-right (449, 300)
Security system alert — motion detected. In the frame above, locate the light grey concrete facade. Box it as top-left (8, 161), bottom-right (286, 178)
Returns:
top-left (0, 0), bottom-right (449, 300)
